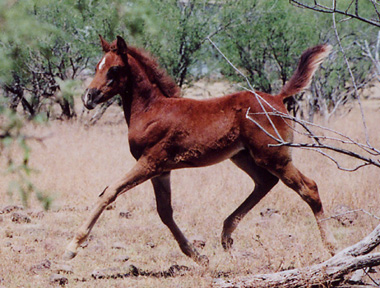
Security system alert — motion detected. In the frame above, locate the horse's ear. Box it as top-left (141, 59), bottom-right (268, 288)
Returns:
top-left (116, 36), bottom-right (128, 59)
top-left (99, 35), bottom-right (111, 53)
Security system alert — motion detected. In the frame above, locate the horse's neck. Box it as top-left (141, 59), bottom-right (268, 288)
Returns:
top-left (121, 57), bottom-right (159, 126)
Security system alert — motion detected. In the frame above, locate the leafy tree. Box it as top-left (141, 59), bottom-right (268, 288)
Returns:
top-left (0, 97), bottom-right (52, 209)
top-left (288, 0), bottom-right (379, 121)
top-left (2, 1), bottom-right (106, 118)
top-left (216, 0), bottom-right (319, 94)
top-left (141, 0), bottom-right (228, 87)
top-left (215, 0), bottom-right (375, 120)
top-left (0, 0), bottom-right (53, 208)
top-left (0, 0), bottom-right (156, 206)
top-left (1, 0), bottom-right (376, 123)
top-left (0, 0), bottom-right (155, 119)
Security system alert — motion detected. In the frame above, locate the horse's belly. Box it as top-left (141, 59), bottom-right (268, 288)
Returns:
top-left (168, 141), bottom-right (244, 169)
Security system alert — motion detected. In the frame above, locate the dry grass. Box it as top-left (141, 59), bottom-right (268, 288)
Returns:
top-left (0, 87), bottom-right (380, 287)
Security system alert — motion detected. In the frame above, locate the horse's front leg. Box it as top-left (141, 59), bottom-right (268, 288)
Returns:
top-left (152, 172), bottom-right (209, 266)
top-left (64, 160), bottom-right (156, 260)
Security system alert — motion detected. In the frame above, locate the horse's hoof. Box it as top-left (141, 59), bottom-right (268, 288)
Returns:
top-left (327, 243), bottom-right (337, 257)
top-left (63, 250), bottom-right (77, 261)
top-left (196, 254), bottom-right (209, 267)
top-left (222, 236), bottom-right (234, 251)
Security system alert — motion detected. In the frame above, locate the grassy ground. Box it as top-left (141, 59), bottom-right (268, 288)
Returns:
top-left (0, 88), bottom-right (379, 287)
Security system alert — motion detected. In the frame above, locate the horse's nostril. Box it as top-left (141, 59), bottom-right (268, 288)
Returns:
top-left (83, 88), bottom-right (101, 110)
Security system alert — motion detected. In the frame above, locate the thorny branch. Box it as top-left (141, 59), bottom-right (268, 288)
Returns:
top-left (207, 37), bottom-right (285, 142)
top-left (331, 0), bottom-right (371, 146)
top-left (289, 0), bottom-right (380, 28)
top-left (356, 30), bottom-right (380, 82)
top-left (246, 110), bottom-right (380, 171)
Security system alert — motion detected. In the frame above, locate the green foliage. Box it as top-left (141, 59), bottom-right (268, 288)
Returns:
top-left (0, 0), bottom-right (157, 208)
top-left (0, 0), bottom-right (157, 118)
top-left (0, 100), bottom-right (51, 209)
top-left (141, 0), bottom-right (224, 87)
top-left (214, 0), bottom-right (375, 119)
top-left (216, 0), bottom-right (322, 93)
top-left (0, 0), bottom-right (377, 117)
top-left (292, 0), bottom-right (379, 26)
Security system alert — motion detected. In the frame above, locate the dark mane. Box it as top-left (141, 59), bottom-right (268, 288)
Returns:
top-left (125, 46), bottom-right (181, 98)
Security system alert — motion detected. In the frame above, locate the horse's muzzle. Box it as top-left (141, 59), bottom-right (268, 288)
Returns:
top-left (82, 88), bottom-right (102, 110)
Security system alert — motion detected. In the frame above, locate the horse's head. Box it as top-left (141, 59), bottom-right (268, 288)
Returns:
top-left (82, 35), bottom-right (129, 110)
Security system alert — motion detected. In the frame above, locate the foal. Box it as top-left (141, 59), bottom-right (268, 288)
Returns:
top-left (65, 36), bottom-right (335, 265)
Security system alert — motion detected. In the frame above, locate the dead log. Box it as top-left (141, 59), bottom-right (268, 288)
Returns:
top-left (214, 223), bottom-right (380, 288)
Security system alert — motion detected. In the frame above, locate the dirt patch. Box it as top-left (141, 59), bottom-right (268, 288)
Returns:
top-left (0, 85), bottom-right (379, 287)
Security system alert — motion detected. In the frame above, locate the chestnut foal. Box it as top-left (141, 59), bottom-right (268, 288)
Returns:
top-left (64, 36), bottom-right (335, 265)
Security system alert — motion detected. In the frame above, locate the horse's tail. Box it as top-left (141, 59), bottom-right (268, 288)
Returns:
top-left (277, 44), bottom-right (332, 100)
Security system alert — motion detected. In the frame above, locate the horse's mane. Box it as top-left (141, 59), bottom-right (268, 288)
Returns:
top-left (126, 46), bottom-right (181, 98)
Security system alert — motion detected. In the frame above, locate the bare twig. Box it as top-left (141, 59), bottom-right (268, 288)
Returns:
top-left (332, 0), bottom-right (371, 147)
top-left (209, 30), bottom-right (380, 172)
top-left (356, 31), bottom-right (380, 82)
top-left (289, 0), bottom-right (380, 28)
top-left (248, 110), bottom-right (380, 154)
top-left (319, 208), bottom-right (380, 223)
top-left (249, 109), bottom-right (380, 170)
top-left (206, 37), bottom-right (254, 91)
top-left (207, 37), bottom-right (285, 142)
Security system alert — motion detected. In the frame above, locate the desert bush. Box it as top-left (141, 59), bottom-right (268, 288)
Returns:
top-left (0, 98), bottom-right (52, 209)
top-left (215, 0), bottom-right (375, 120)
top-left (0, 0), bottom-right (160, 204)
top-left (0, 0), bottom-right (156, 119)
top-left (289, 0), bottom-right (380, 121)
top-left (141, 0), bottom-right (228, 87)
top-left (0, 0), bottom-right (378, 122)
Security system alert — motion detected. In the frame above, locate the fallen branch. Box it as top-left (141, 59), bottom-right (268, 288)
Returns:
top-left (214, 223), bottom-right (380, 287)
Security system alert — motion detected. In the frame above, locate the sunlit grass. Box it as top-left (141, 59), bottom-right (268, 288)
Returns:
top-left (0, 92), bottom-right (379, 287)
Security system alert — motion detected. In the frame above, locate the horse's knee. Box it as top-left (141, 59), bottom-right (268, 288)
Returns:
top-left (98, 186), bottom-right (118, 207)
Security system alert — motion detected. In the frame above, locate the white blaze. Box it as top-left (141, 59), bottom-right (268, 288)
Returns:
top-left (99, 56), bottom-right (106, 71)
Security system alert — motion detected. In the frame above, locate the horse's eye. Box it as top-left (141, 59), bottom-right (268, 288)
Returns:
top-left (107, 66), bottom-right (121, 80)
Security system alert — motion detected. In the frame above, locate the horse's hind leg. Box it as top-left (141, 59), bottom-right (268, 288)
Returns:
top-left (151, 172), bottom-right (209, 266)
top-left (271, 161), bottom-right (337, 255)
top-left (222, 150), bottom-right (279, 251)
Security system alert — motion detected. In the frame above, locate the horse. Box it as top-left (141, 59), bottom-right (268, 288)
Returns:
top-left (64, 35), bottom-right (336, 265)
